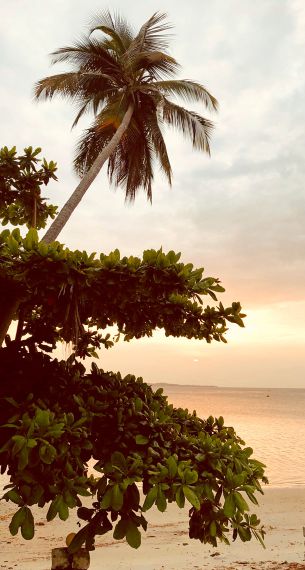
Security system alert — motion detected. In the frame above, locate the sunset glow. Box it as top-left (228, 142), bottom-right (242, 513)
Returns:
top-left (1, 0), bottom-right (304, 388)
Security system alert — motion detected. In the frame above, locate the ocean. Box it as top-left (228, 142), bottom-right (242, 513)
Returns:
top-left (156, 384), bottom-right (305, 488)
top-left (1, 386), bottom-right (303, 490)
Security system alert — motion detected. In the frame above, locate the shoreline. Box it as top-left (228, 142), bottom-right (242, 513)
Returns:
top-left (1, 486), bottom-right (305, 569)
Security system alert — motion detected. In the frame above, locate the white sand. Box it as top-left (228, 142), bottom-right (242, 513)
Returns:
top-left (1, 487), bottom-right (305, 569)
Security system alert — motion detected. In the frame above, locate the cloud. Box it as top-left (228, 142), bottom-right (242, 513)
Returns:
top-left (1, 0), bottom-right (304, 386)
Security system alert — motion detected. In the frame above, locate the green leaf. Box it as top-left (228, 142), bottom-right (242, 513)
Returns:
top-left (73, 486), bottom-right (91, 497)
top-left (202, 483), bottom-right (214, 501)
top-left (113, 519), bottom-right (127, 540)
top-left (111, 451), bottom-right (126, 473)
top-left (223, 493), bottom-right (235, 518)
top-left (7, 235), bottom-right (19, 254)
top-left (18, 446), bottom-right (29, 470)
top-left (11, 435), bottom-right (26, 456)
top-left (21, 507), bottom-right (34, 540)
top-left (63, 490), bottom-right (76, 509)
top-left (39, 443), bottom-right (56, 464)
top-left (238, 525), bottom-right (251, 542)
top-left (183, 486), bottom-right (200, 510)
top-left (253, 529), bottom-right (266, 548)
top-left (126, 522), bottom-right (141, 549)
top-left (58, 498), bottom-right (69, 521)
top-left (35, 409), bottom-right (50, 427)
top-left (175, 486), bottom-right (185, 508)
top-left (167, 456), bottom-right (177, 478)
top-left (209, 520), bottom-right (217, 537)
top-left (9, 507), bottom-right (26, 536)
top-left (135, 435), bottom-right (149, 445)
top-left (47, 497), bottom-right (60, 521)
top-left (184, 468), bottom-right (198, 485)
top-left (23, 228), bottom-right (38, 250)
top-left (100, 488), bottom-right (113, 510)
top-left (112, 484), bottom-right (124, 511)
top-left (134, 398), bottom-right (143, 412)
top-left (3, 489), bottom-right (22, 505)
top-left (233, 491), bottom-right (249, 513)
top-left (244, 486), bottom-right (258, 505)
top-left (156, 489), bottom-right (167, 512)
top-left (142, 486), bottom-right (158, 511)
top-left (243, 447), bottom-right (254, 458)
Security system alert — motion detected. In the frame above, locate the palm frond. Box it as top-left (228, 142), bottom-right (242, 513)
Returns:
top-left (92, 26), bottom-right (126, 56)
top-left (34, 72), bottom-right (84, 101)
top-left (150, 80), bottom-right (218, 111)
top-left (74, 122), bottom-right (113, 176)
top-left (162, 98), bottom-right (214, 155)
top-left (123, 12), bottom-right (172, 69)
top-left (133, 51), bottom-right (179, 80)
top-left (71, 88), bottom-right (119, 128)
top-left (89, 10), bottom-right (134, 51)
top-left (74, 97), bottom-right (130, 174)
top-left (141, 100), bottom-right (172, 184)
top-left (125, 128), bottom-right (154, 203)
top-left (134, 12), bottom-right (172, 52)
top-left (76, 92), bottom-right (156, 202)
top-left (71, 100), bottom-right (91, 128)
top-left (51, 38), bottom-right (122, 76)
top-left (107, 115), bottom-right (154, 202)
top-left (36, 9), bottom-right (217, 208)
top-left (34, 71), bottom-right (118, 123)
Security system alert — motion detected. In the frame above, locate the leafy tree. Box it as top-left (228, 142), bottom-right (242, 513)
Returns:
top-left (0, 349), bottom-right (267, 552)
top-left (0, 154), bottom-right (267, 555)
top-left (35, 11), bottom-right (218, 243)
top-left (0, 226), bottom-right (245, 352)
top-left (0, 146), bottom-right (58, 344)
top-left (0, 146), bottom-right (57, 230)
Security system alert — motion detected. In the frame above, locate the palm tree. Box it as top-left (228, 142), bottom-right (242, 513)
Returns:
top-left (35, 11), bottom-right (218, 244)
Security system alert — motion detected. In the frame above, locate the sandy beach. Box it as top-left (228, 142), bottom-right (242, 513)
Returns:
top-left (1, 487), bottom-right (305, 569)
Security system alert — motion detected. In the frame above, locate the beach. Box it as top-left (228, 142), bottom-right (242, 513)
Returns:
top-left (1, 486), bottom-right (305, 569)
top-left (1, 385), bottom-right (304, 569)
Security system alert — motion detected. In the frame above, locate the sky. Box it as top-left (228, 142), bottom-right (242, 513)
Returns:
top-left (1, 0), bottom-right (304, 388)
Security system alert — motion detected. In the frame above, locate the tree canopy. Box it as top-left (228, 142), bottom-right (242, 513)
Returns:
top-left (0, 146), bottom-right (57, 230)
top-left (34, 11), bottom-right (218, 242)
top-left (0, 146), bottom-right (267, 554)
top-left (0, 351), bottom-right (267, 551)
top-left (0, 226), bottom-right (245, 355)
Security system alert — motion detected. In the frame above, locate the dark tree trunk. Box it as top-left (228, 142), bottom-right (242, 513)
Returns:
top-left (0, 285), bottom-right (20, 346)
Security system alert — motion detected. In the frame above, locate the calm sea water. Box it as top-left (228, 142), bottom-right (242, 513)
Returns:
top-left (1, 386), bottom-right (303, 491)
top-left (157, 385), bottom-right (305, 488)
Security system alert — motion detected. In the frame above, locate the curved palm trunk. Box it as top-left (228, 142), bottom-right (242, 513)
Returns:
top-left (0, 293), bottom-right (20, 347)
top-left (0, 106), bottom-right (134, 345)
top-left (43, 102), bottom-right (134, 244)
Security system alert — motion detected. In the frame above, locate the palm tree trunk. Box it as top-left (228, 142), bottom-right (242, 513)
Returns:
top-left (43, 102), bottom-right (134, 244)
top-left (0, 288), bottom-right (20, 347)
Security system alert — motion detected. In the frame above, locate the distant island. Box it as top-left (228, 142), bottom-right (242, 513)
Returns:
top-left (150, 382), bottom-right (218, 390)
